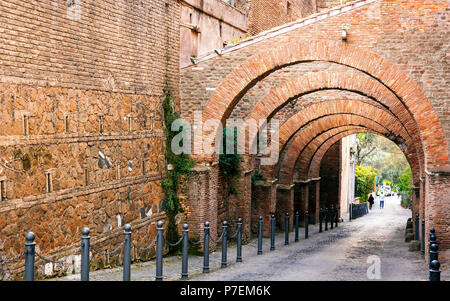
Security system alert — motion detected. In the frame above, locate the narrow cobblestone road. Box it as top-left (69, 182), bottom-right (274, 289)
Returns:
top-left (55, 196), bottom-right (446, 281)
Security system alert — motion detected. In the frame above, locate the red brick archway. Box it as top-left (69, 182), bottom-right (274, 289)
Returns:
top-left (267, 99), bottom-right (419, 183)
top-left (244, 71), bottom-right (424, 176)
top-left (202, 40), bottom-right (448, 169)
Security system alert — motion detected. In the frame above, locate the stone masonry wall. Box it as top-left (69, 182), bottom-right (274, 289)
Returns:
top-left (0, 0), bottom-right (180, 279)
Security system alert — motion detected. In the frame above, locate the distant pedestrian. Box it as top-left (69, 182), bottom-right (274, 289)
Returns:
top-left (368, 193), bottom-right (375, 210)
top-left (379, 194), bottom-right (385, 209)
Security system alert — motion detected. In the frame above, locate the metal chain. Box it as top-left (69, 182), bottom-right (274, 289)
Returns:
top-left (35, 247), bottom-right (82, 264)
top-left (165, 236), bottom-right (184, 247)
top-left (0, 252), bottom-right (25, 266)
top-left (229, 229), bottom-right (239, 239)
top-left (214, 231), bottom-right (225, 243)
top-left (190, 236), bottom-right (204, 245)
top-left (91, 242), bottom-right (124, 256)
top-left (132, 237), bottom-right (157, 251)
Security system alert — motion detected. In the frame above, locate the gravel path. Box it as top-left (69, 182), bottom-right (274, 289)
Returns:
top-left (54, 196), bottom-right (446, 281)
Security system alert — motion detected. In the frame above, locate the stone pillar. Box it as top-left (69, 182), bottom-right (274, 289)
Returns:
top-left (251, 178), bottom-right (278, 237)
top-left (182, 163), bottom-right (219, 250)
top-left (314, 179), bottom-right (321, 224)
top-left (237, 169), bottom-right (253, 244)
top-left (425, 168), bottom-right (450, 267)
top-left (276, 184), bottom-right (295, 231)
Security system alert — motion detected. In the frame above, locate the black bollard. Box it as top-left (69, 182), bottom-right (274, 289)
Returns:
top-left (429, 243), bottom-right (438, 270)
top-left (330, 205), bottom-right (334, 230)
top-left (305, 211), bottom-right (309, 239)
top-left (421, 219), bottom-right (425, 254)
top-left (123, 224), bottom-right (132, 281)
top-left (415, 213), bottom-right (420, 240)
top-left (349, 203), bottom-right (352, 221)
top-left (24, 232), bottom-right (36, 281)
top-left (270, 214), bottom-right (275, 251)
top-left (81, 227), bottom-right (90, 282)
top-left (221, 221), bottom-right (228, 268)
top-left (236, 218), bottom-right (242, 263)
top-left (335, 206), bottom-right (339, 227)
top-left (285, 213), bottom-right (289, 245)
top-left (325, 208), bottom-right (329, 231)
top-left (155, 221), bottom-right (164, 281)
top-left (429, 228), bottom-right (436, 247)
top-left (295, 212), bottom-right (299, 242)
top-left (429, 260), bottom-right (440, 281)
top-left (257, 216), bottom-right (263, 255)
top-left (203, 222), bottom-right (210, 273)
top-left (181, 224), bottom-right (189, 280)
top-left (319, 208), bottom-right (323, 233)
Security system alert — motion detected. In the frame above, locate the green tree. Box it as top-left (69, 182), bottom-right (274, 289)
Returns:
top-left (355, 165), bottom-right (379, 203)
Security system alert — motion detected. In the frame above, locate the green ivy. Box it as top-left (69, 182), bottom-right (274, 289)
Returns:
top-left (251, 170), bottom-right (266, 186)
top-left (162, 90), bottom-right (195, 253)
top-left (219, 127), bottom-right (241, 195)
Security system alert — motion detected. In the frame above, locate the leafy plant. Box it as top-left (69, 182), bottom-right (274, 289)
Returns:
top-left (162, 90), bottom-right (195, 253)
top-left (355, 165), bottom-right (379, 203)
top-left (219, 127), bottom-right (241, 195)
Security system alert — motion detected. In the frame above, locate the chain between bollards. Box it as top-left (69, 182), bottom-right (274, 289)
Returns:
top-left (236, 218), bottom-right (242, 263)
top-left (295, 212), bottom-right (299, 242)
top-left (270, 214), bottom-right (275, 251)
top-left (221, 221), bottom-right (228, 268)
top-left (24, 232), bottom-right (35, 281)
top-left (257, 216), bottom-right (263, 255)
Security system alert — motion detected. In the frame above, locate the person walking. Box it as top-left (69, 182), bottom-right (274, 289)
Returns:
top-left (379, 193), bottom-right (385, 209)
top-left (368, 193), bottom-right (375, 210)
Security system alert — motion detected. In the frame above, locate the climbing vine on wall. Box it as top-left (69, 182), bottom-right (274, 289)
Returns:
top-left (219, 127), bottom-right (241, 195)
top-left (161, 90), bottom-right (195, 253)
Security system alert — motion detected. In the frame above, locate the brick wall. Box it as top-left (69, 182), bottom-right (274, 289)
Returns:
top-left (248, 0), bottom-right (316, 35)
top-left (0, 0), bottom-right (180, 279)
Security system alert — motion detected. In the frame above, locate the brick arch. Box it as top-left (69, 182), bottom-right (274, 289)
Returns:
top-left (203, 40), bottom-right (448, 169)
top-left (245, 70), bottom-right (424, 175)
top-left (263, 100), bottom-right (420, 180)
top-left (275, 114), bottom-right (419, 186)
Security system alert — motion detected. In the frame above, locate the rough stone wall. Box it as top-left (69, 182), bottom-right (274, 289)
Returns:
top-left (0, 0), bottom-right (180, 279)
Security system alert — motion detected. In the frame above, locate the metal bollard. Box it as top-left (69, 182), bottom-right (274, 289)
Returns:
top-left (181, 224), bottom-right (189, 280)
top-left (415, 213), bottom-right (420, 240)
top-left (221, 221), bottom-right (228, 268)
top-left (421, 219), bottom-right (425, 254)
top-left (429, 243), bottom-right (438, 270)
top-left (285, 213), bottom-right (289, 245)
top-left (81, 227), bottom-right (90, 281)
top-left (295, 211), bottom-right (299, 242)
top-left (429, 228), bottom-right (436, 245)
top-left (429, 260), bottom-right (440, 281)
top-left (24, 232), bottom-right (36, 281)
top-left (330, 205), bottom-right (334, 230)
top-left (270, 214), bottom-right (275, 251)
top-left (236, 218), bottom-right (242, 263)
top-left (257, 216), bottom-right (263, 255)
top-left (335, 207), bottom-right (339, 227)
top-left (349, 203), bottom-right (352, 221)
top-left (305, 211), bottom-right (309, 239)
top-left (325, 208), bottom-right (329, 231)
top-left (155, 221), bottom-right (164, 281)
top-left (123, 224), bottom-right (132, 281)
top-left (319, 208), bottom-right (323, 233)
top-left (203, 222), bottom-right (210, 273)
